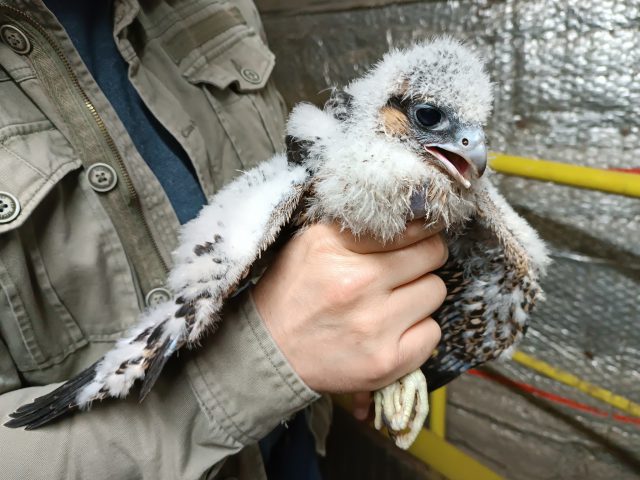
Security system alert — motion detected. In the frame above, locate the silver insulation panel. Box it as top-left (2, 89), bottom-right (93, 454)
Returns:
top-left (261, 1), bottom-right (640, 477)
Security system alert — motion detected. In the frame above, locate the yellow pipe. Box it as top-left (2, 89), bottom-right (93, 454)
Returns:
top-left (332, 394), bottom-right (504, 480)
top-left (512, 351), bottom-right (640, 417)
top-left (408, 424), bottom-right (504, 480)
top-left (428, 386), bottom-right (447, 438)
top-left (490, 153), bottom-right (640, 198)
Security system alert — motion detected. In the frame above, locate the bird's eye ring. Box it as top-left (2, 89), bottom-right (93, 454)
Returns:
top-left (415, 106), bottom-right (444, 129)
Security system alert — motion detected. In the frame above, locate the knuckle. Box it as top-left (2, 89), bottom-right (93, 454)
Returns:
top-left (349, 315), bottom-right (377, 341)
top-left (428, 234), bottom-right (449, 268)
top-left (331, 270), bottom-right (375, 304)
top-left (428, 274), bottom-right (448, 303)
top-left (435, 235), bottom-right (449, 267)
top-left (425, 317), bottom-right (442, 345)
top-left (404, 220), bottom-right (422, 239)
top-left (420, 319), bottom-right (442, 361)
top-left (432, 321), bottom-right (443, 344)
top-left (369, 350), bottom-right (397, 380)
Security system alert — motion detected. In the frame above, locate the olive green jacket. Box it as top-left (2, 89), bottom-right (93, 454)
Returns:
top-left (0, 1), bottom-right (329, 478)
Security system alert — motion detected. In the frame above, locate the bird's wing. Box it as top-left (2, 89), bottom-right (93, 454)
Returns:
top-left (6, 154), bottom-right (310, 429)
top-left (422, 179), bottom-right (550, 391)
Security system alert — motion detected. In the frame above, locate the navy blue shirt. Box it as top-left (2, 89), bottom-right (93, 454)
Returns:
top-left (45, 1), bottom-right (321, 478)
top-left (46, 0), bottom-right (207, 225)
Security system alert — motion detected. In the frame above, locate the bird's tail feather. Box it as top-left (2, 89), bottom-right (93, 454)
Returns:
top-left (4, 361), bottom-right (101, 429)
top-left (5, 302), bottom-right (189, 429)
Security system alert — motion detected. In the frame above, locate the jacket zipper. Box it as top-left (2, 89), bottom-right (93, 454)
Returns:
top-left (1, 5), bottom-right (168, 273)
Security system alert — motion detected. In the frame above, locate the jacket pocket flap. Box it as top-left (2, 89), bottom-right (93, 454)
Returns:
top-left (181, 33), bottom-right (275, 92)
top-left (0, 121), bottom-right (81, 234)
top-left (166, 4), bottom-right (275, 93)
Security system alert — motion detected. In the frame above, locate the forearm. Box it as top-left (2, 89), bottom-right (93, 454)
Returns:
top-left (0, 291), bottom-right (318, 480)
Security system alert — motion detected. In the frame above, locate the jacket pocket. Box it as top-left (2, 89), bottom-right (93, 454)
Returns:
top-left (0, 120), bottom-right (140, 378)
top-left (173, 2), bottom-right (287, 174)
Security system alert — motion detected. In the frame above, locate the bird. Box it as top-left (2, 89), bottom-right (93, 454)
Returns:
top-left (5, 38), bottom-right (549, 450)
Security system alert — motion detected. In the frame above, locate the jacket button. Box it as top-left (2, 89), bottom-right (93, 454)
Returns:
top-left (86, 163), bottom-right (118, 192)
top-left (240, 68), bottom-right (261, 84)
top-left (0, 25), bottom-right (31, 55)
top-left (0, 191), bottom-right (20, 224)
top-left (145, 287), bottom-right (172, 307)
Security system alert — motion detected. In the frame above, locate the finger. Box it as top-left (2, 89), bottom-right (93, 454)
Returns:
top-left (372, 234), bottom-right (449, 288)
top-left (396, 317), bottom-right (442, 375)
top-left (352, 391), bottom-right (372, 420)
top-left (337, 220), bottom-right (443, 254)
top-left (386, 274), bottom-right (447, 333)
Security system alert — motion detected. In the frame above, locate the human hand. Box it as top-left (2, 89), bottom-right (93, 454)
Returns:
top-left (252, 220), bottom-right (447, 394)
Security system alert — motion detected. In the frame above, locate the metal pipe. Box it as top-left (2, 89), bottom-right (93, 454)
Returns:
top-left (331, 394), bottom-right (504, 480)
top-left (512, 351), bottom-right (640, 417)
top-left (490, 154), bottom-right (640, 198)
top-left (408, 425), bottom-right (504, 480)
top-left (428, 387), bottom-right (447, 438)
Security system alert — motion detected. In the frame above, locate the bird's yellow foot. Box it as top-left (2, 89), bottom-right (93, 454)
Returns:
top-left (373, 369), bottom-right (429, 449)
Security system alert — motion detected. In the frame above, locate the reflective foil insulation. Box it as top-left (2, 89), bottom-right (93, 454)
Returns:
top-left (259, 1), bottom-right (640, 477)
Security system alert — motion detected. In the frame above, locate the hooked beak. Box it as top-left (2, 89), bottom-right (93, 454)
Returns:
top-left (423, 126), bottom-right (487, 189)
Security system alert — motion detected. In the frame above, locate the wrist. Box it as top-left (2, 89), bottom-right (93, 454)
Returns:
top-left (251, 285), bottom-right (323, 392)
top-left (189, 289), bottom-right (319, 442)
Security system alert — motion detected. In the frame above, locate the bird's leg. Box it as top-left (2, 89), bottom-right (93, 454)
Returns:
top-left (373, 369), bottom-right (429, 449)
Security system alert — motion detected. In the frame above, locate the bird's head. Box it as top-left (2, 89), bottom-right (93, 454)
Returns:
top-left (288, 38), bottom-right (494, 241)
top-left (381, 97), bottom-right (487, 190)
top-left (347, 37), bottom-right (493, 191)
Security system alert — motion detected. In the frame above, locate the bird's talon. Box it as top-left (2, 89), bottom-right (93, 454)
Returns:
top-left (373, 369), bottom-right (429, 449)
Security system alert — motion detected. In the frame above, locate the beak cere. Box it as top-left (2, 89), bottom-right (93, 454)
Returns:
top-left (423, 127), bottom-right (487, 189)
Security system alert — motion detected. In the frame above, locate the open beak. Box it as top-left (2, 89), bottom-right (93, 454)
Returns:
top-left (423, 126), bottom-right (487, 189)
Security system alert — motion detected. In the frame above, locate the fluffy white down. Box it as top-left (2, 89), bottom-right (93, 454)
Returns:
top-left (287, 102), bottom-right (341, 142)
top-left (170, 154), bottom-right (307, 297)
top-left (314, 132), bottom-right (432, 240)
top-left (288, 103), bottom-right (431, 240)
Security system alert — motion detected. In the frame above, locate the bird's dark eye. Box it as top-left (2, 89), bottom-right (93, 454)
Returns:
top-left (415, 106), bottom-right (444, 129)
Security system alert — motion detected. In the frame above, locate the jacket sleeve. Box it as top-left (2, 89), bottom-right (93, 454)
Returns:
top-left (0, 291), bottom-right (319, 480)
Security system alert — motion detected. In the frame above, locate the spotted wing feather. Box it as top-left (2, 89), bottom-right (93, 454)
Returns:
top-left (6, 154), bottom-right (310, 429)
top-left (423, 180), bottom-right (549, 390)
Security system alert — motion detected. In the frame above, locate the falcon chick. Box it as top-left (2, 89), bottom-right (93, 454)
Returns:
top-left (6, 38), bottom-right (549, 450)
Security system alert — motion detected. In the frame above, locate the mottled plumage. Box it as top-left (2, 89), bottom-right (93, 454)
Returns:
top-left (6, 38), bottom-right (548, 450)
